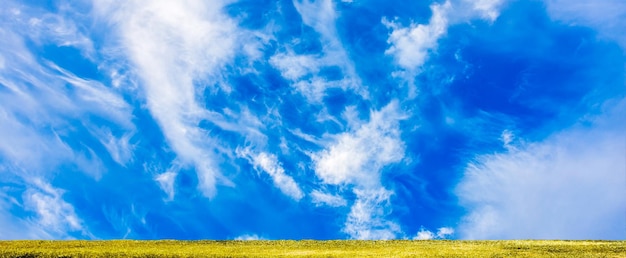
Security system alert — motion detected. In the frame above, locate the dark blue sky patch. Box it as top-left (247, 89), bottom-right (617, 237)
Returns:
top-left (340, 0), bottom-right (433, 26)
top-left (225, 0), bottom-right (277, 30)
top-left (40, 45), bottom-right (100, 80)
top-left (434, 1), bottom-right (625, 141)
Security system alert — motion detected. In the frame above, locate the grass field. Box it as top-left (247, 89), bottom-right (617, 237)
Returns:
top-left (0, 240), bottom-right (624, 257)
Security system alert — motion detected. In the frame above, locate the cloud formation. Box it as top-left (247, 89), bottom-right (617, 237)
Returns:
top-left (456, 101), bottom-right (626, 239)
top-left (383, 0), bottom-right (505, 96)
top-left (384, 1), bottom-right (451, 72)
top-left (23, 180), bottom-right (85, 237)
top-left (0, 1), bottom-right (133, 238)
top-left (238, 148), bottom-right (304, 201)
top-left (413, 227), bottom-right (455, 240)
top-left (313, 101), bottom-right (405, 187)
top-left (311, 190), bottom-right (347, 207)
top-left (93, 0), bottom-right (245, 198)
top-left (271, 0), bottom-right (365, 101)
top-left (545, 0), bottom-right (626, 47)
top-left (1, 0), bottom-right (624, 241)
top-left (312, 101), bottom-right (407, 239)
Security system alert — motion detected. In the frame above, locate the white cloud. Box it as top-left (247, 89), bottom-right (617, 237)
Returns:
top-left (0, 215), bottom-right (51, 240)
top-left (413, 228), bottom-right (435, 240)
top-left (92, 0), bottom-right (246, 198)
top-left (101, 131), bottom-right (134, 166)
top-left (544, 0), bottom-right (626, 47)
top-left (24, 10), bottom-right (95, 58)
top-left (48, 63), bottom-right (133, 127)
top-left (312, 101), bottom-right (407, 239)
top-left (313, 101), bottom-right (405, 187)
top-left (436, 227), bottom-right (455, 238)
top-left (269, 52), bottom-right (320, 81)
top-left (0, 185), bottom-right (52, 239)
top-left (155, 171), bottom-right (178, 201)
top-left (23, 179), bottom-right (86, 238)
top-left (237, 148), bottom-right (304, 201)
top-left (500, 129), bottom-right (514, 145)
top-left (456, 101), bottom-right (626, 239)
top-left (384, 0), bottom-right (507, 97)
top-left (461, 0), bottom-right (505, 22)
top-left (0, 2), bottom-right (140, 239)
top-left (344, 188), bottom-right (402, 240)
top-left (235, 234), bottom-right (265, 240)
top-left (384, 0), bottom-right (504, 71)
top-left (384, 1), bottom-right (451, 72)
top-left (270, 54), bottom-right (342, 102)
top-left (269, 0), bottom-right (366, 102)
top-left (413, 227), bottom-right (455, 240)
top-left (0, 110), bottom-right (70, 172)
top-left (293, 0), bottom-right (338, 47)
top-left (383, 1), bottom-right (451, 98)
top-left (0, 60), bottom-right (129, 179)
top-left (311, 190), bottom-right (347, 207)
top-left (269, 52), bottom-right (346, 102)
top-left (0, 3), bottom-right (133, 176)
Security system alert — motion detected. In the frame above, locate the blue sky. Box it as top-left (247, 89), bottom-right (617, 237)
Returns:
top-left (0, 0), bottom-right (624, 240)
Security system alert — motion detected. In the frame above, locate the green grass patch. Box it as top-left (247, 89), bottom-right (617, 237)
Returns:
top-left (0, 240), bottom-right (624, 257)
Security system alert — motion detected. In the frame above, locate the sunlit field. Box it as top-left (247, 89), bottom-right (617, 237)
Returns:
top-left (0, 240), bottom-right (624, 257)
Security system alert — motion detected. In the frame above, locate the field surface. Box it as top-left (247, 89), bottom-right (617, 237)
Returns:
top-left (0, 240), bottom-right (624, 257)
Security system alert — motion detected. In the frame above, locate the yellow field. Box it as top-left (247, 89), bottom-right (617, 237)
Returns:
top-left (0, 240), bottom-right (624, 257)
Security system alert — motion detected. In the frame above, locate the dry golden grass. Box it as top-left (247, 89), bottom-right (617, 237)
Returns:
top-left (0, 240), bottom-right (624, 257)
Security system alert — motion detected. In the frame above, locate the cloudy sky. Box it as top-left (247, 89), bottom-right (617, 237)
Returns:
top-left (0, 0), bottom-right (624, 240)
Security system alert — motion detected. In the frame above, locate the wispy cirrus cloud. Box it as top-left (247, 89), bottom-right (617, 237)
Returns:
top-left (459, 0), bottom-right (505, 22)
top-left (544, 0), bottom-right (626, 47)
top-left (310, 190), bottom-right (347, 207)
top-left (270, 0), bottom-right (366, 102)
top-left (237, 148), bottom-right (304, 201)
top-left (0, 1), bottom-right (134, 239)
top-left (92, 0), bottom-right (252, 198)
top-left (0, 3), bottom-right (134, 175)
top-left (23, 179), bottom-right (86, 238)
top-left (154, 171), bottom-right (177, 202)
top-left (0, 197), bottom-right (50, 240)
